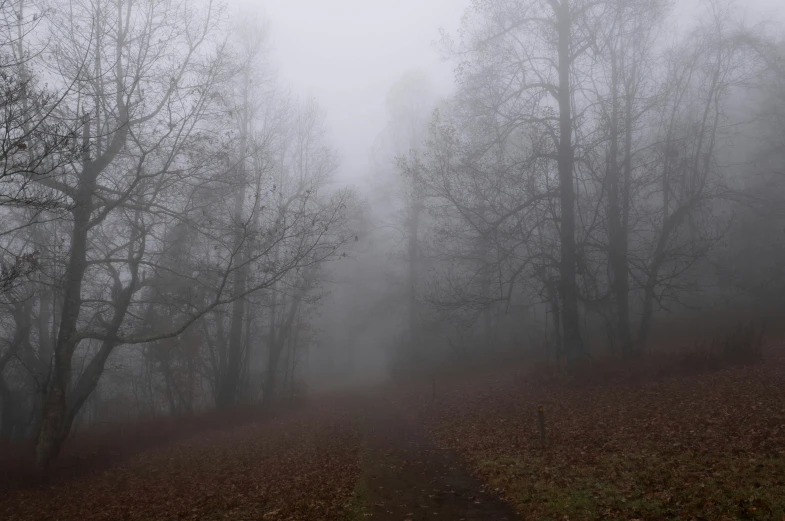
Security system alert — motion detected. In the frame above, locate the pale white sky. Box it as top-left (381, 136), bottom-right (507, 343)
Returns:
top-left (235, 0), bottom-right (783, 184)
top-left (239, 0), bottom-right (468, 182)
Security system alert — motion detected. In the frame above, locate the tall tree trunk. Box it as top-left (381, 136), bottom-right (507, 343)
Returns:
top-left (33, 289), bottom-right (53, 430)
top-left (60, 263), bottom-right (139, 454)
top-left (407, 170), bottom-right (421, 358)
top-left (263, 270), bottom-right (314, 408)
top-left (555, 0), bottom-right (584, 358)
top-left (40, 268), bottom-right (138, 467)
top-left (35, 153), bottom-right (96, 468)
top-left (1, 299), bottom-right (35, 439)
top-left (607, 37), bottom-right (633, 357)
top-left (217, 253), bottom-right (247, 407)
top-left (0, 376), bottom-right (14, 440)
top-left (546, 278), bottom-right (562, 366)
top-left (160, 352), bottom-right (179, 416)
top-left (216, 71), bottom-right (251, 409)
top-left (618, 61), bottom-right (634, 354)
top-left (262, 344), bottom-right (282, 408)
top-left (638, 275), bottom-right (658, 349)
top-left (35, 0), bottom-right (133, 462)
top-left (35, 147), bottom-right (134, 466)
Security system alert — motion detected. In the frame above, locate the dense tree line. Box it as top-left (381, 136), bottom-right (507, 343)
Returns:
top-left (0, 0), bottom-right (357, 468)
top-left (378, 0), bottom-right (784, 365)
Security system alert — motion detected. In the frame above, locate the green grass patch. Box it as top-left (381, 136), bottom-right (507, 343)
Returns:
top-left (343, 475), bottom-right (371, 521)
top-left (343, 436), bottom-right (373, 521)
top-left (478, 449), bottom-right (785, 520)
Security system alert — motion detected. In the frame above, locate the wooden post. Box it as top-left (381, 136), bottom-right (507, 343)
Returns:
top-left (538, 405), bottom-right (546, 447)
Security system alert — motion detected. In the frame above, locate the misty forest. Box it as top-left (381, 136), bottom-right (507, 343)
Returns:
top-left (2, 0), bottom-right (785, 519)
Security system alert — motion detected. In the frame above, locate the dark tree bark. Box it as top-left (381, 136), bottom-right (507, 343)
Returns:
top-left (606, 29), bottom-right (634, 356)
top-left (554, 0), bottom-right (584, 358)
top-left (217, 67), bottom-right (252, 409)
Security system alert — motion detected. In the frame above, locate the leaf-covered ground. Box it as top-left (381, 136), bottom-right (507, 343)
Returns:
top-left (412, 351), bottom-right (785, 520)
top-left (0, 401), bottom-right (361, 521)
top-left (5, 351), bottom-right (785, 521)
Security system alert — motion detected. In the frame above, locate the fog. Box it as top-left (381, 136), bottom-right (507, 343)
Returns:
top-left (254, 0), bottom-right (785, 389)
top-left (226, 0), bottom-right (474, 388)
top-left (260, 0), bottom-right (466, 182)
top-left (1, 0), bottom-right (785, 492)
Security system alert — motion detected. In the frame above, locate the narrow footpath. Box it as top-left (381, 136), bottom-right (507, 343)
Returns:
top-left (352, 398), bottom-right (519, 521)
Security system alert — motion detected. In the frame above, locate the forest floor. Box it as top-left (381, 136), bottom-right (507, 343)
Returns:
top-left (2, 348), bottom-right (785, 521)
top-left (411, 349), bottom-right (785, 520)
top-left (0, 399), bottom-right (362, 521)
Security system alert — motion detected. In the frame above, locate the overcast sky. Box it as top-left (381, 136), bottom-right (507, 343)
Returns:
top-left (235, 0), bottom-right (783, 185)
top-left (229, 0), bottom-right (465, 183)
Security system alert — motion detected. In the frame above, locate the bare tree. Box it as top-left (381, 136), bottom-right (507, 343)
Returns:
top-left (583, 0), bottom-right (671, 355)
top-left (436, 0), bottom-right (619, 358)
top-left (633, 3), bottom-right (765, 348)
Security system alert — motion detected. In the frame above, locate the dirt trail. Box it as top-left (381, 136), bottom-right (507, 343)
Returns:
top-left (354, 398), bottom-right (519, 521)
